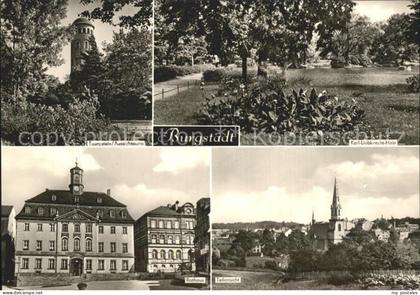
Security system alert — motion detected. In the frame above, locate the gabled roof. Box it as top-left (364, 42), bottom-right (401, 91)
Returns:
top-left (146, 206), bottom-right (182, 217)
top-left (1, 206), bottom-right (13, 217)
top-left (26, 190), bottom-right (126, 207)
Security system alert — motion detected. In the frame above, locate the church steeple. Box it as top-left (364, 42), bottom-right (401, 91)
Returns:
top-left (311, 210), bottom-right (315, 225)
top-left (330, 178), bottom-right (342, 220)
top-left (69, 161), bottom-right (84, 196)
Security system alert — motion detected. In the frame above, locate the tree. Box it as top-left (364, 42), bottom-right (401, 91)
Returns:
top-left (287, 229), bottom-right (311, 251)
top-left (275, 233), bottom-right (290, 254)
top-left (288, 249), bottom-right (322, 272)
top-left (0, 0), bottom-right (70, 100)
top-left (158, 0), bottom-right (355, 82)
top-left (80, 0), bottom-right (152, 28)
top-left (232, 230), bottom-right (257, 255)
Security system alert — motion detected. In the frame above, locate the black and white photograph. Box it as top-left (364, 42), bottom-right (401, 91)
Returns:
top-left (1, 0), bottom-right (153, 146)
top-left (153, 0), bottom-right (419, 145)
top-left (1, 147), bottom-right (210, 290)
top-left (211, 147), bottom-right (420, 290)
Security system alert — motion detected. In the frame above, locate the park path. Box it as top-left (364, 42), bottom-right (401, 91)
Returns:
top-left (154, 72), bottom-right (203, 100)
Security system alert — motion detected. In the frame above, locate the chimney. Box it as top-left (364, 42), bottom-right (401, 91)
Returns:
top-left (107, 189), bottom-right (111, 196)
top-left (174, 200), bottom-right (179, 211)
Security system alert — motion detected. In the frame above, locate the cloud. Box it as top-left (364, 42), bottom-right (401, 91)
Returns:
top-left (153, 148), bottom-right (210, 174)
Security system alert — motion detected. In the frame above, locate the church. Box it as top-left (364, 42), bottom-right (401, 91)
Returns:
top-left (15, 163), bottom-right (135, 282)
top-left (309, 178), bottom-right (355, 251)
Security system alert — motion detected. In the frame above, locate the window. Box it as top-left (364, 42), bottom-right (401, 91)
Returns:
top-left (109, 210), bottom-right (115, 218)
top-left (168, 250), bottom-right (174, 260)
top-left (338, 224), bottom-right (342, 231)
top-left (175, 236), bottom-right (180, 244)
top-left (96, 197), bottom-right (102, 204)
top-left (62, 224), bottom-right (68, 232)
top-left (97, 210), bottom-right (103, 217)
top-left (74, 224), bottom-right (80, 233)
top-left (158, 220), bottom-right (164, 228)
top-left (176, 250), bottom-right (181, 260)
top-left (50, 208), bottom-right (57, 216)
top-left (122, 227), bottom-right (127, 234)
top-left (37, 207), bottom-right (44, 215)
top-left (22, 258), bottom-right (29, 269)
top-left (37, 224), bottom-right (43, 231)
top-left (159, 235), bottom-right (165, 244)
top-left (122, 243), bottom-right (128, 253)
top-left (168, 235), bottom-right (173, 244)
top-left (110, 260), bottom-right (116, 271)
top-left (49, 241), bottom-right (55, 251)
top-left (52, 195), bottom-right (56, 201)
top-left (74, 196), bottom-right (79, 203)
top-left (62, 238), bottom-right (68, 251)
top-left (86, 259), bottom-right (92, 270)
top-left (190, 236), bottom-right (194, 245)
top-left (36, 240), bottom-right (42, 251)
top-left (121, 211), bottom-right (127, 218)
top-left (24, 206), bottom-right (31, 214)
top-left (61, 259), bottom-right (68, 270)
top-left (166, 221), bottom-right (172, 229)
top-left (35, 258), bottom-right (42, 269)
top-left (98, 242), bottom-right (104, 252)
top-left (85, 41), bottom-right (89, 49)
top-left (160, 250), bottom-right (166, 260)
top-left (74, 238), bottom-right (80, 251)
top-left (50, 223), bottom-right (56, 232)
top-left (152, 250), bottom-right (158, 259)
top-left (122, 260), bottom-right (128, 271)
top-left (86, 224), bottom-right (92, 233)
top-left (48, 259), bottom-right (55, 269)
top-left (151, 235), bottom-right (157, 244)
top-left (23, 240), bottom-right (29, 250)
top-left (99, 225), bottom-right (104, 233)
top-left (174, 221), bottom-right (179, 229)
top-left (24, 223), bottom-right (30, 231)
top-left (110, 242), bottom-right (116, 253)
top-left (150, 220), bottom-right (156, 228)
top-left (110, 226), bottom-right (116, 234)
top-left (98, 260), bottom-right (104, 270)
top-left (86, 239), bottom-right (92, 252)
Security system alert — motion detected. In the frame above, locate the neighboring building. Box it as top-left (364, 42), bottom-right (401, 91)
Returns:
top-left (15, 163), bottom-right (135, 278)
top-left (2, 206), bottom-right (16, 284)
top-left (251, 240), bottom-right (263, 255)
top-left (194, 198), bottom-right (210, 273)
top-left (374, 228), bottom-right (391, 242)
top-left (135, 201), bottom-right (196, 273)
top-left (310, 178), bottom-right (355, 251)
top-left (71, 17), bottom-right (95, 73)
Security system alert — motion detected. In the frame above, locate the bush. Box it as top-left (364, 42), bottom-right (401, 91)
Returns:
top-left (1, 96), bottom-right (110, 145)
top-left (264, 260), bottom-right (280, 271)
top-left (358, 273), bottom-right (420, 290)
top-left (331, 57), bottom-right (346, 68)
top-left (199, 77), bottom-right (366, 136)
top-left (406, 75), bottom-right (420, 93)
top-left (203, 69), bottom-right (226, 82)
top-left (154, 66), bottom-right (178, 83)
top-left (154, 64), bottom-right (215, 83)
top-left (326, 272), bottom-right (356, 285)
top-left (102, 91), bottom-right (152, 120)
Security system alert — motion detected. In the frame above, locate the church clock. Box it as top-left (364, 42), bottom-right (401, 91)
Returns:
top-left (69, 162), bottom-right (84, 195)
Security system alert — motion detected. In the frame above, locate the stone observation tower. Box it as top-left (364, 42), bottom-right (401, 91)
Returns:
top-left (71, 17), bottom-right (95, 73)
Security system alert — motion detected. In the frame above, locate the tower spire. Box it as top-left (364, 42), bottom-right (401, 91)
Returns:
top-left (312, 210), bottom-right (315, 225)
top-left (330, 177), bottom-right (342, 220)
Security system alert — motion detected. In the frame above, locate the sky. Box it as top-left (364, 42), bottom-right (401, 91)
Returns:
top-left (46, 0), bottom-right (139, 81)
top-left (212, 147), bottom-right (419, 224)
top-left (1, 147), bottom-right (210, 220)
top-left (354, 0), bottom-right (412, 22)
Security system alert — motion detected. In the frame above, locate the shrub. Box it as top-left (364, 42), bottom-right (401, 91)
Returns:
top-left (102, 91), bottom-right (152, 120)
top-left (358, 273), bottom-right (420, 290)
top-left (154, 64), bottom-right (215, 83)
top-left (203, 69), bottom-right (226, 82)
top-left (199, 78), bottom-right (366, 136)
top-left (331, 57), bottom-right (346, 68)
top-left (154, 66), bottom-right (177, 83)
top-left (264, 260), bottom-right (280, 271)
top-left (406, 75), bottom-right (420, 93)
top-left (326, 272), bottom-right (356, 285)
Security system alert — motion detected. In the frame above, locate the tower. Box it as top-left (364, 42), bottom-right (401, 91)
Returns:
top-left (69, 161), bottom-right (84, 195)
top-left (330, 178), bottom-right (342, 221)
top-left (71, 17), bottom-right (95, 73)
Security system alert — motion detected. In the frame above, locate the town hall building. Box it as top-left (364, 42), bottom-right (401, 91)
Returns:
top-left (309, 178), bottom-right (355, 251)
top-left (15, 163), bottom-right (135, 280)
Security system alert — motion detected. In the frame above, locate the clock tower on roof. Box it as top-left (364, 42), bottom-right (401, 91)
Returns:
top-left (69, 161), bottom-right (84, 195)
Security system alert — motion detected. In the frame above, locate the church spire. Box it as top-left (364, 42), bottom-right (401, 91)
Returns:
top-left (330, 178), bottom-right (342, 220)
top-left (311, 210), bottom-right (315, 225)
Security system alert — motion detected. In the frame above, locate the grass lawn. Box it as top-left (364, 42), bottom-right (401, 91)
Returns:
top-left (212, 269), bottom-right (361, 290)
top-left (153, 67), bottom-right (419, 145)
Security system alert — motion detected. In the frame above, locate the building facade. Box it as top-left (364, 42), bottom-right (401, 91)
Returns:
top-left (15, 164), bottom-right (135, 277)
top-left (310, 179), bottom-right (354, 251)
top-left (71, 17), bottom-right (95, 73)
top-left (194, 198), bottom-right (210, 273)
top-left (135, 201), bottom-right (196, 273)
top-left (2, 206), bottom-right (16, 283)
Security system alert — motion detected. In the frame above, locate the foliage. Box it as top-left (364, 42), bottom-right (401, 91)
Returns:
top-left (199, 77), bottom-right (366, 135)
top-left (1, 96), bottom-right (110, 145)
top-left (406, 75), bottom-right (420, 93)
top-left (288, 249), bottom-right (322, 272)
top-left (0, 0), bottom-right (70, 100)
top-left (154, 64), bottom-right (214, 82)
top-left (358, 273), bottom-right (420, 290)
top-left (80, 0), bottom-right (152, 28)
top-left (203, 69), bottom-right (226, 82)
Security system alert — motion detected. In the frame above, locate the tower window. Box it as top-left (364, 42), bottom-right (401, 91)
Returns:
top-left (338, 224), bottom-right (342, 231)
top-left (74, 196), bottom-right (79, 203)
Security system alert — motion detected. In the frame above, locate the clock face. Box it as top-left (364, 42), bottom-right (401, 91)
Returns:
top-left (74, 186), bottom-right (80, 192)
top-left (186, 208), bottom-right (192, 214)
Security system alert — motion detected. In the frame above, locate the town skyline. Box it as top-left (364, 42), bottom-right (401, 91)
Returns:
top-left (212, 147), bottom-right (419, 224)
top-left (1, 147), bottom-right (210, 221)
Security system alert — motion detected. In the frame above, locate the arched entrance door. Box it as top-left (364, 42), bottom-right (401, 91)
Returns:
top-left (70, 258), bottom-right (83, 276)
